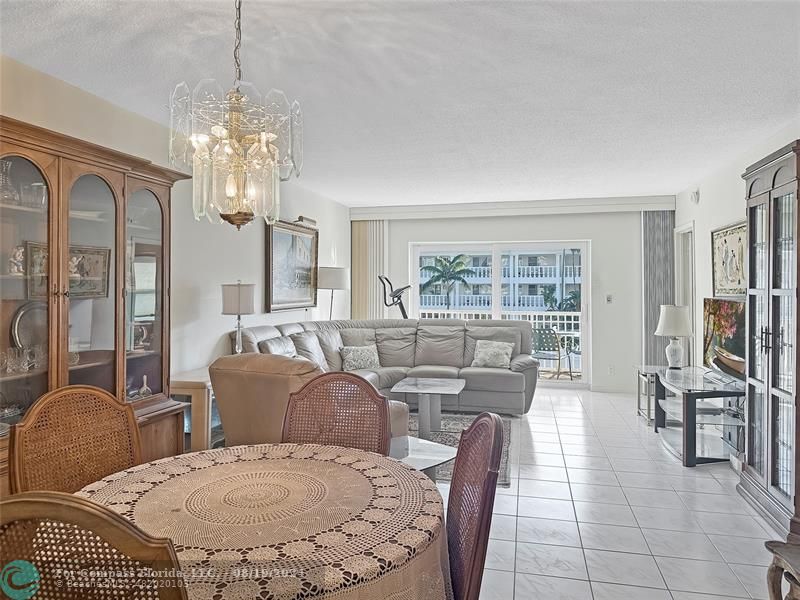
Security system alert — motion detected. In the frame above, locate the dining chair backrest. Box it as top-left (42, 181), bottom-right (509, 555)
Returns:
top-left (10, 385), bottom-right (142, 494)
top-left (447, 412), bottom-right (503, 600)
top-left (532, 327), bottom-right (562, 353)
top-left (0, 491), bottom-right (187, 599)
top-left (282, 372), bottom-right (391, 455)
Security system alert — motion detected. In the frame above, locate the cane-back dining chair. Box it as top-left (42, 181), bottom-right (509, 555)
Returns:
top-left (10, 385), bottom-right (142, 494)
top-left (447, 412), bottom-right (504, 600)
top-left (282, 372), bottom-right (391, 455)
top-left (0, 491), bottom-right (187, 599)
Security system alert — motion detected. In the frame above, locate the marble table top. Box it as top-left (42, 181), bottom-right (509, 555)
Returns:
top-left (390, 436), bottom-right (458, 471)
top-left (391, 377), bottom-right (466, 395)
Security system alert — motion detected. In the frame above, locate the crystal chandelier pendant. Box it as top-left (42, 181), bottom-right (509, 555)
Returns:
top-left (169, 0), bottom-right (301, 230)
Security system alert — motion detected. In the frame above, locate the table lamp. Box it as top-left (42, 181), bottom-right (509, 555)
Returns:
top-left (221, 281), bottom-right (255, 354)
top-left (654, 304), bottom-right (693, 369)
top-left (318, 267), bottom-right (350, 320)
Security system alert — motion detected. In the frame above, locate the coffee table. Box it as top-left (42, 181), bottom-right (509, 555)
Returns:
top-left (391, 377), bottom-right (466, 440)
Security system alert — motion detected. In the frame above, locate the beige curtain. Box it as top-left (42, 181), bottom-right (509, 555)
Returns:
top-left (351, 220), bottom-right (387, 319)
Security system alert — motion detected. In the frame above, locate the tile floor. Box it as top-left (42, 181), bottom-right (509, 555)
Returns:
top-left (439, 386), bottom-right (785, 600)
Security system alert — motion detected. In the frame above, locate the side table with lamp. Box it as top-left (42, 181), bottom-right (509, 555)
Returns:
top-left (222, 281), bottom-right (256, 354)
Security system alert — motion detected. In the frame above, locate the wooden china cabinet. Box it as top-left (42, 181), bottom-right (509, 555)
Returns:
top-left (740, 139), bottom-right (800, 540)
top-left (0, 116), bottom-right (190, 496)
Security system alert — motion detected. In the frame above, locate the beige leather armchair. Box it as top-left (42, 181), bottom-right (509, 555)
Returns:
top-left (209, 354), bottom-right (409, 447)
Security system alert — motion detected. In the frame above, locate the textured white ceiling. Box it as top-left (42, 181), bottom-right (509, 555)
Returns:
top-left (1, 0), bottom-right (798, 207)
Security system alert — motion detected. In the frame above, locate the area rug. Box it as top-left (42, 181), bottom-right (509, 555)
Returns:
top-left (408, 413), bottom-right (514, 486)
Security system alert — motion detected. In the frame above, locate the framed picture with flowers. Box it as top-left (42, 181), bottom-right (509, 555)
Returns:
top-left (703, 298), bottom-right (745, 380)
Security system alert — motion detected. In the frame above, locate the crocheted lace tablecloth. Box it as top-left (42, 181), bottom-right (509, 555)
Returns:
top-left (78, 443), bottom-right (453, 600)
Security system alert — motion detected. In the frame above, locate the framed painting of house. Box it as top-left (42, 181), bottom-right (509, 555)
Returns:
top-left (711, 221), bottom-right (746, 297)
top-left (266, 220), bottom-right (319, 311)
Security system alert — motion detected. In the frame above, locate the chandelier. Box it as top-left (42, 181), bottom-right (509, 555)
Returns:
top-left (169, 0), bottom-right (302, 229)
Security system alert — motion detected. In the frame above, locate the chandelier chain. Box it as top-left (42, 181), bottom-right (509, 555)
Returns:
top-left (233, 0), bottom-right (243, 85)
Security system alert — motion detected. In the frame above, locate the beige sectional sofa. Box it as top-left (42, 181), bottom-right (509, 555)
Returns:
top-left (232, 318), bottom-right (538, 415)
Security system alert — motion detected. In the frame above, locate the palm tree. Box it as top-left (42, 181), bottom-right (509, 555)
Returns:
top-left (420, 255), bottom-right (477, 310)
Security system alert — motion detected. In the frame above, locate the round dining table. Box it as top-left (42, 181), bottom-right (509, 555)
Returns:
top-left (78, 443), bottom-right (453, 600)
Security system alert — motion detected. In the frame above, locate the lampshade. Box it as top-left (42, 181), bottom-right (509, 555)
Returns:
top-left (318, 267), bottom-right (350, 291)
top-left (654, 305), bottom-right (693, 337)
top-left (221, 282), bottom-right (256, 315)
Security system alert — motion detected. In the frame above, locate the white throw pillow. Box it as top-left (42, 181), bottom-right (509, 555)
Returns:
top-left (340, 344), bottom-right (381, 371)
top-left (471, 340), bottom-right (514, 369)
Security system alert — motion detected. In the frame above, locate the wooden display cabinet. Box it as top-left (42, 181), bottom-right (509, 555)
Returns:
top-left (740, 139), bottom-right (800, 540)
top-left (0, 117), bottom-right (190, 495)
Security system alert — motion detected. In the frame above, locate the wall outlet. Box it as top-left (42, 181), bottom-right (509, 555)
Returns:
top-left (608, 366), bottom-right (615, 376)
top-left (606, 294), bottom-right (613, 304)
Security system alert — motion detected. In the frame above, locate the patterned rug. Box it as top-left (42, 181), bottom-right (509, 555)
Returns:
top-left (408, 413), bottom-right (513, 486)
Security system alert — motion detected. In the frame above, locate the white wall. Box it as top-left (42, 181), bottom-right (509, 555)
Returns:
top-left (387, 212), bottom-right (643, 392)
top-left (0, 55), bottom-right (351, 373)
top-left (675, 117), bottom-right (800, 362)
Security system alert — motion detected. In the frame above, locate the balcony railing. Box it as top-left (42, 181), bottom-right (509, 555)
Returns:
top-left (421, 264), bottom-right (582, 285)
top-left (419, 294), bottom-right (546, 310)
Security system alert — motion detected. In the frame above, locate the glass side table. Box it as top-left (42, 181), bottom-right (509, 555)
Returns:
top-left (636, 365), bottom-right (661, 423)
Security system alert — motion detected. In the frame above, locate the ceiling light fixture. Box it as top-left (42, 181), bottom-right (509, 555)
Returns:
top-left (168, 0), bottom-right (302, 230)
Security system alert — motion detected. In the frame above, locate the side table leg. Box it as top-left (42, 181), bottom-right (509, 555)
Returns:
top-left (654, 377), bottom-right (666, 432)
top-left (684, 392), bottom-right (697, 467)
top-left (190, 388), bottom-right (212, 451)
top-left (419, 393), bottom-right (432, 440)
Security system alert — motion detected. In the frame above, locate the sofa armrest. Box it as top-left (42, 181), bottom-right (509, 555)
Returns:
top-left (388, 400), bottom-right (410, 437)
top-left (510, 354), bottom-right (539, 372)
top-left (510, 354), bottom-right (539, 414)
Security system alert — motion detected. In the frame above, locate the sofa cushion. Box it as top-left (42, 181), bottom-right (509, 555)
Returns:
top-left (277, 323), bottom-right (305, 336)
top-left (341, 345), bottom-right (381, 371)
top-left (340, 328), bottom-right (377, 347)
top-left (289, 331), bottom-right (328, 372)
top-left (376, 327), bottom-right (417, 367)
top-left (365, 366), bottom-right (409, 389)
top-left (464, 326), bottom-right (521, 365)
top-left (459, 367), bottom-right (525, 393)
top-left (407, 365), bottom-right (461, 379)
top-left (471, 340), bottom-right (514, 369)
top-left (258, 336), bottom-right (297, 358)
top-left (348, 369), bottom-right (380, 388)
top-left (314, 329), bottom-right (344, 370)
top-left (415, 325), bottom-right (465, 368)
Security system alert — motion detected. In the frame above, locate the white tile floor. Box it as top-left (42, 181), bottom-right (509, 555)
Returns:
top-left (439, 387), bottom-right (785, 600)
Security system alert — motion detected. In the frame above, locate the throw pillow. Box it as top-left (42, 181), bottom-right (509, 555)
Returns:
top-left (289, 331), bottom-right (329, 372)
top-left (258, 336), bottom-right (297, 358)
top-left (471, 339), bottom-right (514, 369)
top-left (341, 345), bottom-right (381, 371)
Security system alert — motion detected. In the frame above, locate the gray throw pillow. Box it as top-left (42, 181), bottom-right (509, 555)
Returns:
top-left (341, 345), bottom-right (381, 371)
top-left (289, 331), bottom-right (329, 372)
top-left (471, 340), bottom-right (514, 369)
top-left (258, 336), bottom-right (297, 358)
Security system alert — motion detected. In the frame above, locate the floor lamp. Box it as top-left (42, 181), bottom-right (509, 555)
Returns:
top-left (318, 267), bottom-right (350, 320)
top-left (221, 281), bottom-right (256, 354)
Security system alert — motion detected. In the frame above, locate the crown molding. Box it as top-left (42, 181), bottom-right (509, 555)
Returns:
top-left (349, 195), bottom-right (675, 221)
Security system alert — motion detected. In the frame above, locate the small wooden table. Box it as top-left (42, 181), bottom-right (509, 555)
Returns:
top-left (391, 377), bottom-right (466, 440)
top-left (170, 367), bottom-right (213, 451)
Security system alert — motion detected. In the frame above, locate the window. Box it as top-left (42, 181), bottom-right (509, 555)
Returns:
top-left (412, 242), bottom-right (588, 382)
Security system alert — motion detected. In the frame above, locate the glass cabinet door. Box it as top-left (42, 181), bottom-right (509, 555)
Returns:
top-left (66, 174), bottom-right (117, 393)
top-left (0, 154), bottom-right (52, 433)
top-left (769, 187), bottom-right (796, 501)
top-left (125, 188), bottom-right (164, 401)
top-left (747, 199), bottom-right (769, 478)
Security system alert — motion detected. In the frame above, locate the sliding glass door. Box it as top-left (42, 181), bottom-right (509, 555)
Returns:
top-left (412, 241), bottom-right (589, 383)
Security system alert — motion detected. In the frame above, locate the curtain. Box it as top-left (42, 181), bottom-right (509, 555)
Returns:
top-left (642, 210), bottom-right (676, 365)
top-left (351, 220), bottom-right (387, 319)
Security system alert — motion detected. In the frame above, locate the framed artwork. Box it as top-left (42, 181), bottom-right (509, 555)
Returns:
top-left (266, 220), bottom-right (319, 312)
top-left (703, 298), bottom-right (745, 380)
top-left (711, 221), bottom-right (746, 297)
top-left (26, 241), bottom-right (111, 299)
